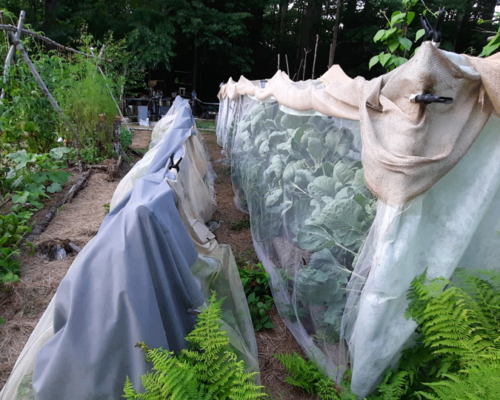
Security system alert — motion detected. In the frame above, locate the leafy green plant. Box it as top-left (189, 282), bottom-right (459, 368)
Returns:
top-left (239, 263), bottom-right (274, 331)
top-left (120, 127), bottom-right (132, 148)
top-left (0, 146), bottom-right (72, 284)
top-left (368, 269), bottom-right (500, 400)
top-left (3, 148), bottom-right (71, 209)
top-left (0, 210), bottom-right (31, 284)
top-left (103, 203), bottom-right (110, 215)
top-left (275, 352), bottom-right (357, 400)
top-left (369, 0), bottom-right (424, 71)
top-left (230, 101), bottom-right (375, 344)
top-left (123, 293), bottom-right (266, 400)
top-left (479, 12), bottom-right (500, 57)
top-left (230, 219), bottom-right (251, 231)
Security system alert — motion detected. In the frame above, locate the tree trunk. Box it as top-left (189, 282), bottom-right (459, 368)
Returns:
top-left (278, 0), bottom-right (288, 57)
top-left (193, 43), bottom-right (198, 91)
top-left (44, 0), bottom-right (59, 28)
top-left (453, 0), bottom-right (474, 53)
top-left (297, 0), bottom-right (322, 78)
top-left (328, 0), bottom-right (342, 68)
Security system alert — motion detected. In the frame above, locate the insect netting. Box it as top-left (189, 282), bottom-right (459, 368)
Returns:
top-left (229, 96), bottom-right (375, 380)
top-left (219, 44), bottom-right (500, 398)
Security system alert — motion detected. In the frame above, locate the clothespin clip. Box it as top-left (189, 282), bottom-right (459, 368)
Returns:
top-left (420, 8), bottom-right (446, 47)
top-left (169, 153), bottom-right (182, 172)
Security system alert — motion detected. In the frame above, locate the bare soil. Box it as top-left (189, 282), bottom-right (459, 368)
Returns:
top-left (201, 130), bottom-right (317, 400)
top-left (127, 125), bottom-right (153, 151)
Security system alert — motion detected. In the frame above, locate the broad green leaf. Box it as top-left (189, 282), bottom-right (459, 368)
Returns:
top-left (321, 199), bottom-right (369, 247)
top-left (297, 224), bottom-right (336, 251)
top-left (383, 28), bottom-right (397, 40)
top-left (373, 30), bottom-right (386, 42)
top-left (392, 56), bottom-right (408, 68)
top-left (399, 37), bottom-right (412, 51)
top-left (307, 137), bottom-right (324, 162)
top-left (30, 172), bottom-right (49, 184)
top-left (323, 162), bottom-right (334, 177)
top-left (12, 191), bottom-right (29, 204)
top-left (406, 12), bottom-right (415, 25)
top-left (390, 13), bottom-right (406, 26)
top-left (265, 188), bottom-right (283, 207)
top-left (49, 147), bottom-right (72, 159)
top-left (47, 171), bottom-right (71, 184)
top-left (379, 53), bottom-right (392, 67)
top-left (280, 113), bottom-right (304, 130)
top-left (247, 292), bottom-right (256, 303)
top-left (369, 56), bottom-right (379, 70)
top-left (388, 39), bottom-right (400, 53)
top-left (415, 29), bottom-right (425, 41)
top-left (333, 162), bottom-right (355, 185)
top-left (307, 176), bottom-right (337, 198)
top-left (47, 182), bottom-right (63, 193)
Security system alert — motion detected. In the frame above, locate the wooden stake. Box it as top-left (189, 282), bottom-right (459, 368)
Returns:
top-left (119, 67), bottom-right (128, 114)
top-left (285, 54), bottom-right (290, 76)
top-left (312, 34), bottom-right (319, 79)
top-left (24, 170), bottom-right (91, 244)
top-left (0, 24), bottom-right (112, 62)
top-left (277, 54), bottom-right (280, 71)
top-left (1, 10), bottom-right (25, 100)
top-left (9, 32), bottom-right (63, 114)
top-left (303, 48), bottom-right (311, 81)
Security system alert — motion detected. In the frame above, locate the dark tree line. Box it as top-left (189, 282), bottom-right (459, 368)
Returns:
top-left (1, 0), bottom-right (498, 100)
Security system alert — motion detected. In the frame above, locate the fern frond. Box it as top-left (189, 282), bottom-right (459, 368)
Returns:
top-left (124, 292), bottom-right (266, 400)
top-left (122, 376), bottom-right (138, 399)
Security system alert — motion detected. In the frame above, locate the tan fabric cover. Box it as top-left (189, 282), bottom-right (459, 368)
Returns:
top-left (167, 134), bottom-right (218, 256)
top-left (218, 43), bottom-right (499, 205)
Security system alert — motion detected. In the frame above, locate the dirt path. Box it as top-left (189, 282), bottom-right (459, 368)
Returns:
top-left (201, 130), bottom-right (317, 400)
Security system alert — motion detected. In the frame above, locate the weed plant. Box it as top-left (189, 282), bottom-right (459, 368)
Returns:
top-left (239, 263), bottom-right (275, 331)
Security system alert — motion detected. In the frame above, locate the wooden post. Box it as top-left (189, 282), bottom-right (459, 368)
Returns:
top-left (1, 10), bottom-right (25, 100)
top-left (92, 46), bottom-right (123, 117)
top-left (119, 67), bottom-right (128, 115)
top-left (277, 53), bottom-right (280, 71)
top-left (9, 32), bottom-right (63, 115)
top-left (312, 34), bottom-right (319, 79)
top-left (303, 48), bottom-right (311, 81)
top-left (328, 0), bottom-right (342, 68)
top-left (285, 54), bottom-right (290, 76)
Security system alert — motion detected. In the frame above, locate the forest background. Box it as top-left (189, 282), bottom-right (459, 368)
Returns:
top-left (2, 0), bottom-right (499, 101)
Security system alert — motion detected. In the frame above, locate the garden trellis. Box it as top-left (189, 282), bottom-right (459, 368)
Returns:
top-left (218, 42), bottom-right (500, 397)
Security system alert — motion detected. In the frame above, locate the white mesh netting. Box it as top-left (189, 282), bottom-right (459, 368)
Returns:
top-left (218, 48), bottom-right (500, 398)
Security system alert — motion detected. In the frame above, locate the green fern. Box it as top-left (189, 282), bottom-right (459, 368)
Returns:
top-left (123, 293), bottom-right (266, 400)
top-left (274, 352), bottom-right (356, 399)
top-left (369, 269), bottom-right (500, 400)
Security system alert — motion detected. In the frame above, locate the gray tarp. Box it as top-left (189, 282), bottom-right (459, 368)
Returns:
top-left (32, 97), bottom-right (205, 399)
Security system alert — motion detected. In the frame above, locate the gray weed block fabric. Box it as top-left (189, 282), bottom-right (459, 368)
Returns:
top-left (33, 97), bottom-right (205, 399)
